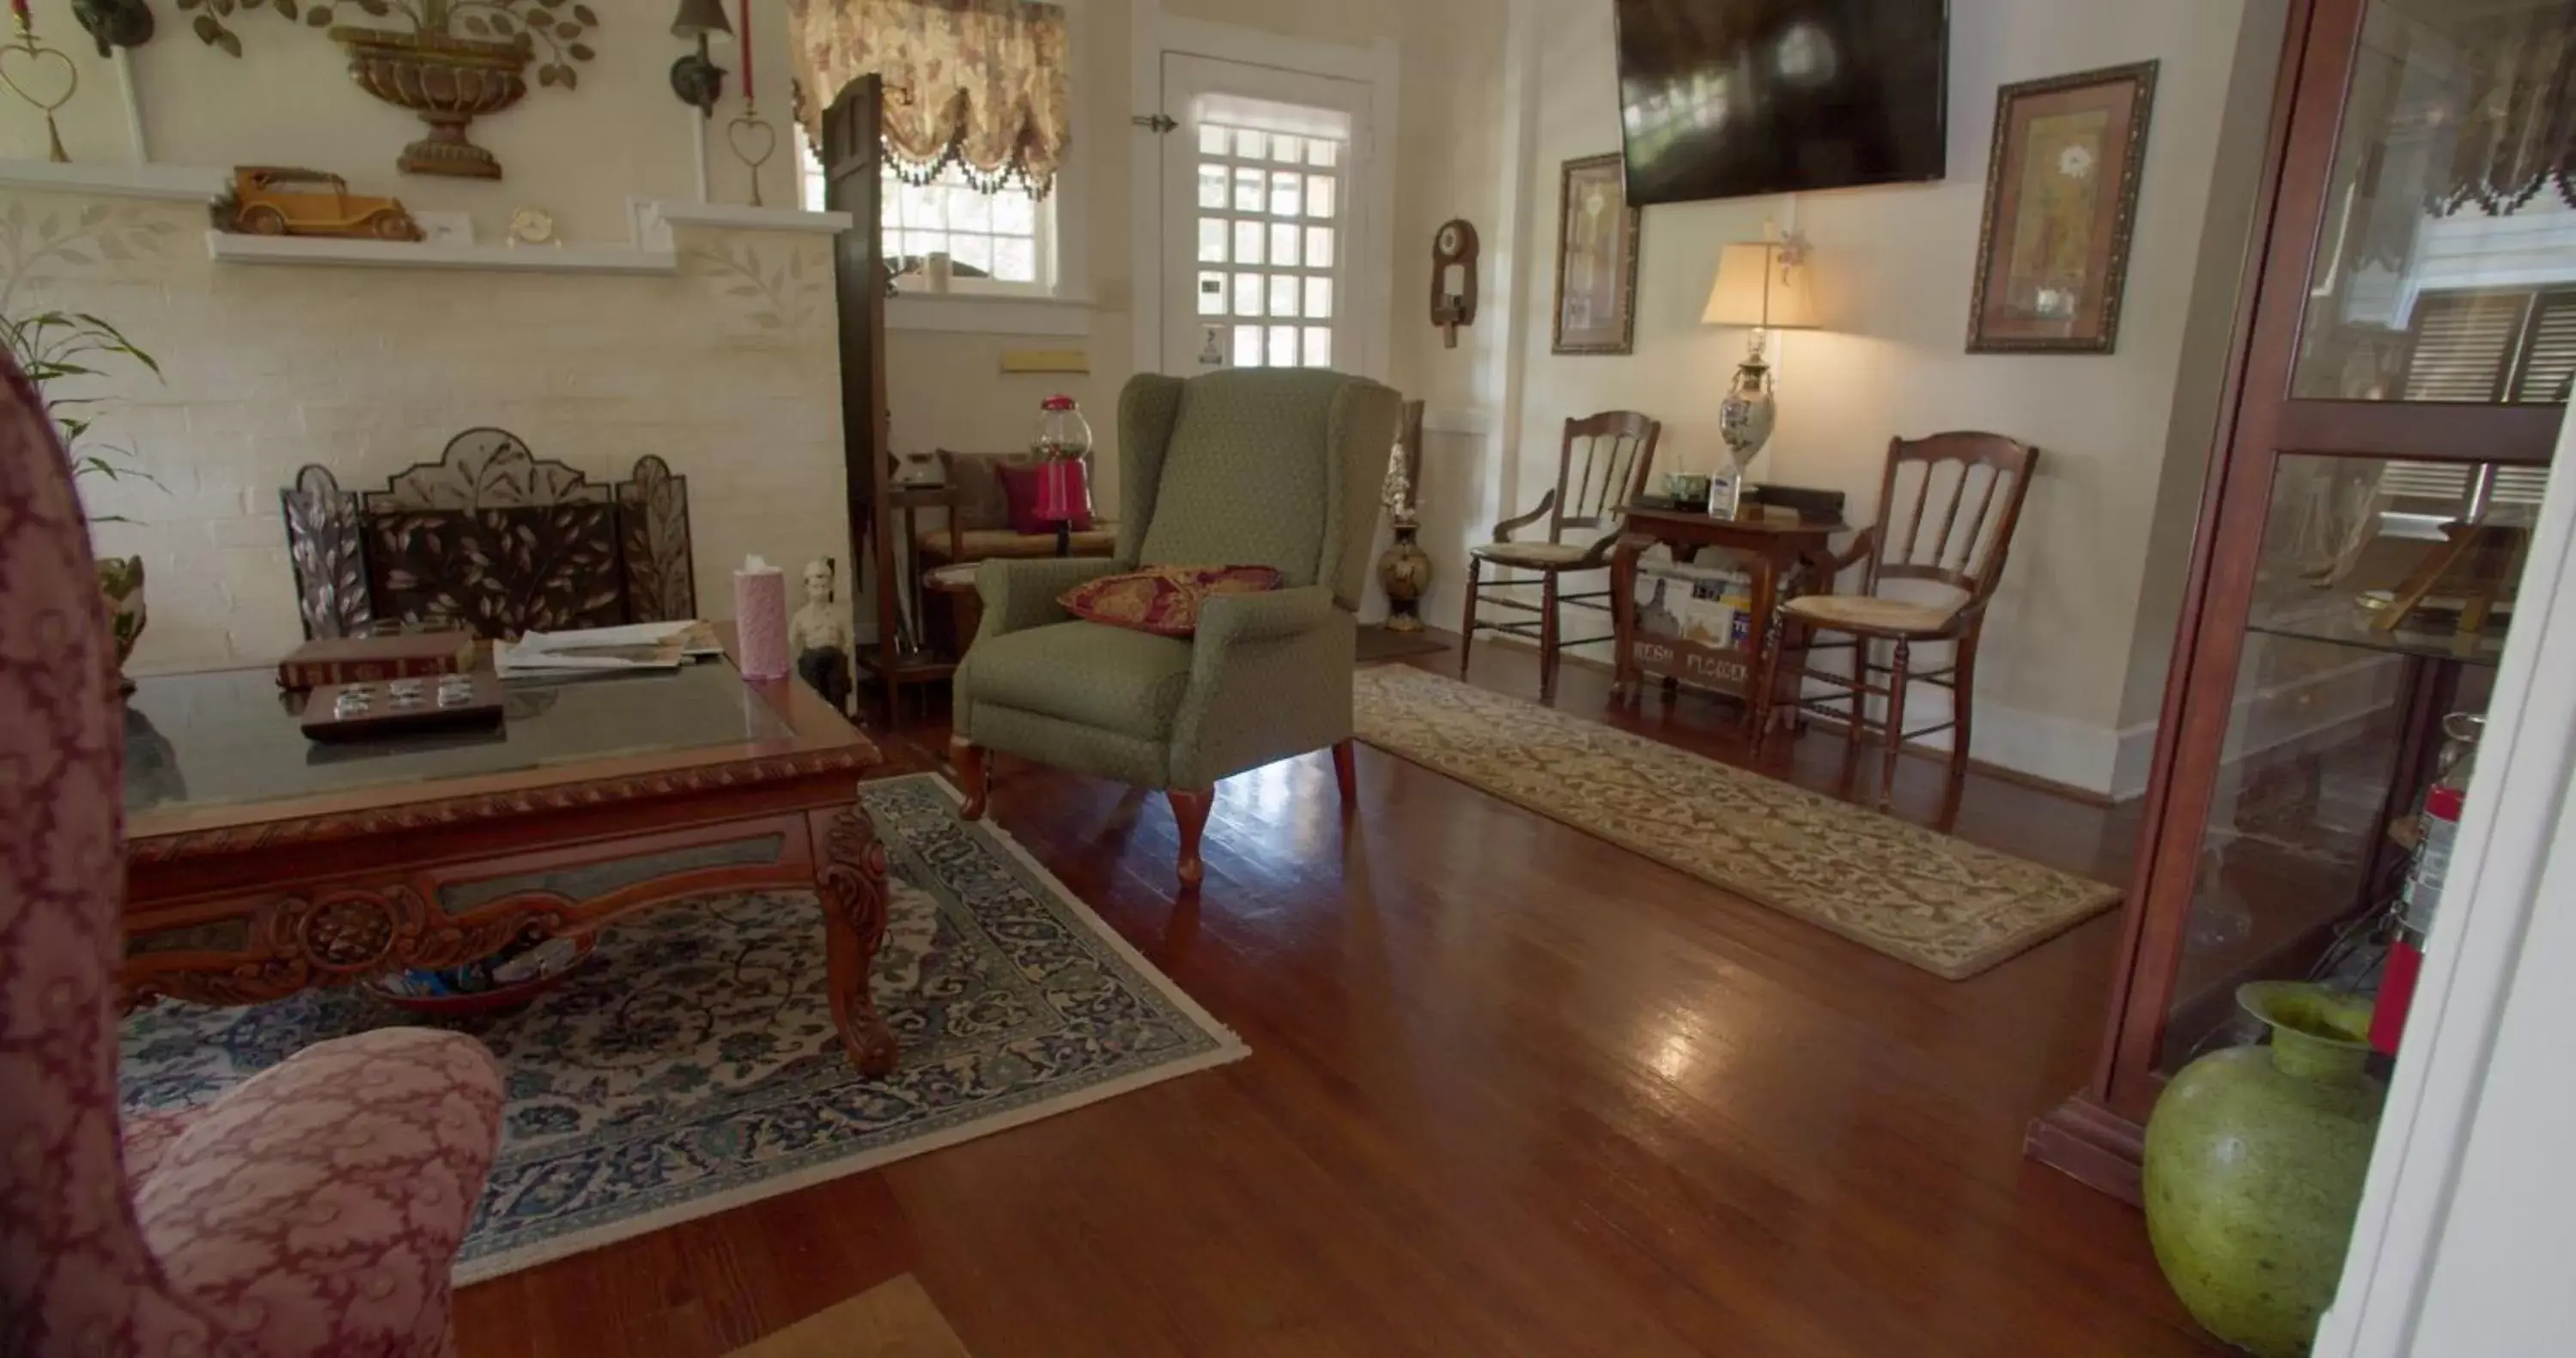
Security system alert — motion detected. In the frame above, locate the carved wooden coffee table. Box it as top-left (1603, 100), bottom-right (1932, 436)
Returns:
top-left (119, 658), bottom-right (897, 1075)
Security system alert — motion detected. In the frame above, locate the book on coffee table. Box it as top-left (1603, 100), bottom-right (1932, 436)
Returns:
top-left (495, 621), bottom-right (711, 677)
top-left (277, 629), bottom-right (477, 690)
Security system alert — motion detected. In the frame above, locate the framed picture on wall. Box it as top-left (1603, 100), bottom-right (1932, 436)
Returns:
top-left (1552, 154), bottom-right (1642, 355)
top-left (1967, 61), bottom-right (2160, 354)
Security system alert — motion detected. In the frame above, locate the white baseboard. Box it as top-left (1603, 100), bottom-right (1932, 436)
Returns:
top-left (1880, 699), bottom-right (2126, 799)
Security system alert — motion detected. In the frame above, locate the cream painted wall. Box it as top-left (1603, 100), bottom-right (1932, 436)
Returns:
top-left (2112, 0), bottom-right (2292, 750)
top-left (7, 191), bottom-right (843, 672)
top-left (9, 0), bottom-right (802, 244)
top-left (3, 1), bottom-right (842, 671)
top-left (1485, 0), bottom-right (2271, 792)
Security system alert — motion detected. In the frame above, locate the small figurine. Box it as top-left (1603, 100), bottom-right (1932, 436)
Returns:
top-left (789, 556), bottom-right (854, 712)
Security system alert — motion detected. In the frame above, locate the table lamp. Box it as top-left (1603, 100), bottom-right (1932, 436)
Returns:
top-left (1701, 240), bottom-right (1818, 517)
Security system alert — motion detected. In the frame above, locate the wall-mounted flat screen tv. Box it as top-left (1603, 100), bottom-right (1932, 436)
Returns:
top-left (1613, 0), bottom-right (1949, 207)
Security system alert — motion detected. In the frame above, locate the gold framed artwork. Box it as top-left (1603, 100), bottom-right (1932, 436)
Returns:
top-left (1552, 154), bottom-right (1642, 355)
top-left (1968, 61), bottom-right (2160, 355)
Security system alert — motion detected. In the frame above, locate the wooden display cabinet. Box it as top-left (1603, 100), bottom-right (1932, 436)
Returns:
top-left (821, 76), bottom-right (955, 726)
top-left (2028, 0), bottom-right (2572, 1200)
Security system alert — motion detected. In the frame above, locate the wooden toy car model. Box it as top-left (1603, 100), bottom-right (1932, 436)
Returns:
top-left (226, 166), bottom-right (424, 241)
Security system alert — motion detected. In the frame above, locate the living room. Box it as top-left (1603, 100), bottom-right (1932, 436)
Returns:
top-left (6, 0), bottom-right (2573, 1355)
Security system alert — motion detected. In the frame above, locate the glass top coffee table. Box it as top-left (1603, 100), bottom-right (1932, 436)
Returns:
top-left (120, 658), bottom-right (899, 1075)
top-left (125, 663), bottom-right (797, 818)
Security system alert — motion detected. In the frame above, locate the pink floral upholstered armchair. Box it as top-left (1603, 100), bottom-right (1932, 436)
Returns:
top-left (0, 355), bottom-right (506, 1356)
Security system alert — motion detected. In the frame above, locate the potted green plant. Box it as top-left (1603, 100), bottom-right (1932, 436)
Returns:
top-left (3, 306), bottom-right (162, 686)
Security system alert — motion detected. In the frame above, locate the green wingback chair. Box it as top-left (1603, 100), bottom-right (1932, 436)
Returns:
top-left (951, 369), bottom-right (1405, 885)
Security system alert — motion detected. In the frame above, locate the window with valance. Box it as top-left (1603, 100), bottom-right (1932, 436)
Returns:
top-left (787, 0), bottom-right (1072, 199)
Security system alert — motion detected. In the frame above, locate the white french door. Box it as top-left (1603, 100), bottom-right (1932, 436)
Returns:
top-left (1155, 52), bottom-right (1376, 378)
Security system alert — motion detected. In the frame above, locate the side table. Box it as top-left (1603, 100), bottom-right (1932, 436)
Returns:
top-left (922, 561), bottom-right (983, 661)
top-left (860, 483), bottom-right (964, 725)
top-left (1610, 506), bottom-right (1846, 732)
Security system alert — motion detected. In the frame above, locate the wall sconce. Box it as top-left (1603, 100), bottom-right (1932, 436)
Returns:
top-left (669, 0), bottom-right (732, 118)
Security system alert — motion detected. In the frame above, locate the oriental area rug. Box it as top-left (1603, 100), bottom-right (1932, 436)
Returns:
top-left (1353, 665), bottom-right (2121, 979)
top-left (118, 775), bottom-right (1246, 1284)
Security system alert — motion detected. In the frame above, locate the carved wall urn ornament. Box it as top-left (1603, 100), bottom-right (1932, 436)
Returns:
top-left (334, 23), bottom-right (528, 178)
top-left (175, 0), bottom-right (600, 179)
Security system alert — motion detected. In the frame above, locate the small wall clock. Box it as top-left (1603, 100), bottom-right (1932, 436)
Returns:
top-left (1431, 219), bottom-right (1479, 349)
top-left (507, 207), bottom-right (558, 248)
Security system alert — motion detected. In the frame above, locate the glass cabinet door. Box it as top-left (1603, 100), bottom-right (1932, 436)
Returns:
top-left (2154, 452), bottom-right (2522, 1071)
top-left (2294, 1), bottom-right (2576, 409)
top-left (2102, 0), bottom-right (2572, 1111)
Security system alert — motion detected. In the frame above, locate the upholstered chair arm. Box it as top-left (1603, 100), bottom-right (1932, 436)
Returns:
top-left (1195, 585), bottom-right (1340, 650)
top-left (128, 1028), bottom-right (502, 1356)
top-left (1166, 587), bottom-right (1353, 788)
top-left (1492, 492), bottom-right (1557, 543)
top-left (975, 556), bottom-right (1133, 641)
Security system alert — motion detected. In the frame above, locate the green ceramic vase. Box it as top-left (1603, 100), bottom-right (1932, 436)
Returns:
top-left (2142, 982), bottom-right (2385, 1358)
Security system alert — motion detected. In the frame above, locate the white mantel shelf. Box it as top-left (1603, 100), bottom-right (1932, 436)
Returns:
top-left (204, 231), bottom-right (680, 276)
top-left (646, 201), bottom-right (854, 233)
top-left (0, 160), bottom-right (225, 202)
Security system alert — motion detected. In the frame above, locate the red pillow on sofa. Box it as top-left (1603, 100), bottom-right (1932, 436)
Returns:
top-left (1060, 566), bottom-right (1285, 638)
top-left (996, 461), bottom-right (1097, 536)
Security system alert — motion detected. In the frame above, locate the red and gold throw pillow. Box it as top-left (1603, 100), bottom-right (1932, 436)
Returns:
top-left (1060, 565), bottom-right (1285, 638)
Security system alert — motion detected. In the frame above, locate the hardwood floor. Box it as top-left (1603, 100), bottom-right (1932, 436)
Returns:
top-left (453, 640), bottom-right (2219, 1357)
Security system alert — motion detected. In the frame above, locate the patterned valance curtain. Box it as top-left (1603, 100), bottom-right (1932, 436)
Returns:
top-left (787, 0), bottom-right (1072, 198)
top-left (2431, 4), bottom-right (2576, 217)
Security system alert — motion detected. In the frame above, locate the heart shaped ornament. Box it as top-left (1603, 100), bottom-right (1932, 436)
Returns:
top-left (0, 42), bottom-right (77, 115)
top-left (727, 116), bottom-right (778, 171)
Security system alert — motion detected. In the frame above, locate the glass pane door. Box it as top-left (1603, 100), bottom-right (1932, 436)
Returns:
top-left (2294, 0), bottom-right (2576, 409)
top-left (2156, 452), bottom-right (2524, 1070)
top-left (2151, 0), bottom-right (2573, 1073)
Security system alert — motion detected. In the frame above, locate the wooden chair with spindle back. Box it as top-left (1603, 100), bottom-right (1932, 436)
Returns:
top-left (1458, 411), bottom-right (1663, 701)
top-left (1753, 432), bottom-right (2040, 815)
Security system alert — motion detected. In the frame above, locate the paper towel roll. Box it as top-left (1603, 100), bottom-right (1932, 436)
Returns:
top-left (734, 556), bottom-right (791, 680)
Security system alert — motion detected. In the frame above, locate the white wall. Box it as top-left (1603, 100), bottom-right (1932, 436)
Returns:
top-left (4, 0), bottom-right (843, 671)
top-left (10, 0), bottom-right (802, 244)
top-left (1449, 0), bottom-right (2273, 794)
top-left (8, 190), bottom-right (844, 671)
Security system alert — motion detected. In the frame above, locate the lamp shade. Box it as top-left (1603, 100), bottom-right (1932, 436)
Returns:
top-left (671, 0), bottom-right (733, 40)
top-left (1702, 243), bottom-right (1818, 330)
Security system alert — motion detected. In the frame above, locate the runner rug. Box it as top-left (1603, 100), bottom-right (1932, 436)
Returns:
top-left (1353, 664), bottom-right (2121, 979)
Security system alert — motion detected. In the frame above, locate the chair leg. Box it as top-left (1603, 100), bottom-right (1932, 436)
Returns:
top-left (1459, 556), bottom-right (1483, 678)
top-left (1169, 786), bottom-right (1215, 887)
top-left (1753, 608), bottom-right (1790, 756)
top-left (1540, 570), bottom-right (1562, 704)
top-left (1840, 639), bottom-right (1869, 792)
top-left (1947, 634), bottom-right (1979, 815)
top-left (1880, 640), bottom-right (1911, 809)
top-left (1332, 738), bottom-right (1358, 807)
top-left (951, 737), bottom-right (988, 821)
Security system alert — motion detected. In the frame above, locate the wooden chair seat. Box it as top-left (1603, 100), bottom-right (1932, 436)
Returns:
top-left (1781, 592), bottom-right (1963, 637)
top-left (1469, 540), bottom-right (1599, 569)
